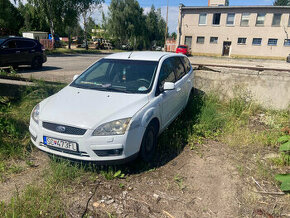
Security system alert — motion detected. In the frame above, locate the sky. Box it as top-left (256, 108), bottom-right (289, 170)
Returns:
top-left (93, 0), bottom-right (274, 33)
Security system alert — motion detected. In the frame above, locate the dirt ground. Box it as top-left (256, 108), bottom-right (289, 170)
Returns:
top-left (2, 138), bottom-right (288, 217)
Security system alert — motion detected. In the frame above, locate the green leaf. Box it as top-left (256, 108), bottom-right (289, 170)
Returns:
top-left (277, 135), bottom-right (290, 143)
top-left (279, 141), bottom-right (290, 152)
top-left (113, 170), bottom-right (121, 178)
top-left (275, 174), bottom-right (290, 192)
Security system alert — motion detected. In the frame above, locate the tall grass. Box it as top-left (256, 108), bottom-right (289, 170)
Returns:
top-left (0, 82), bottom-right (64, 161)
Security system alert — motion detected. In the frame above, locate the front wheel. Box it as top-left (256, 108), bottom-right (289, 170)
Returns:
top-left (140, 123), bottom-right (158, 162)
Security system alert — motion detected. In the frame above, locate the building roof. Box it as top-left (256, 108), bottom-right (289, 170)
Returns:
top-left (104, 51), bottom-right (177, 61)
top-left (181, 5), bottom-right (290, 10)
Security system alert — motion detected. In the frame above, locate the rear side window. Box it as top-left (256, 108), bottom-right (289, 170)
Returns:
top-left (173, 57), bottom-right (185, 81)
top-left (158, 58), bottom-right (176, 87)
top-left (17, 40), bottom-right (36, 48)
top-left (180, 57), bottom-right (191, 73)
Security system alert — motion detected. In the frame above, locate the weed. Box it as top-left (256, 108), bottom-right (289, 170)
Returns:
top-left (174, 174), bottom-right (185, 190)
top-left (119, 183), bottom-right (125, 188)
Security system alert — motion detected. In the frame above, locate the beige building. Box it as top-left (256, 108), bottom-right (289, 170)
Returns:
top-left (176, 4), bottom-right (290, 58)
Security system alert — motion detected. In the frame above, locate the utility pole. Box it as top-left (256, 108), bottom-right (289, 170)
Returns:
top-left (164, 0), bottom-right (169, 51)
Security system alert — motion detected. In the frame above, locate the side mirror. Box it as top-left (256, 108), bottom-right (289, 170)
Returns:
top-left (73, 74), bottom-right (79, 81)
top-left (163, 82), bottom-right (175, 90)
top-left (1, 45), bottom-right (8, 49)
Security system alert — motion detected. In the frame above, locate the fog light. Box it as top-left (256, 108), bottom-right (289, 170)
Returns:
top-left (93, 149), bottom-right (123, 157)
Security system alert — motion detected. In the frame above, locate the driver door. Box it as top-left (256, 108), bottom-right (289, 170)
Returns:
top-left (157, 58), bottom-right (179, 129)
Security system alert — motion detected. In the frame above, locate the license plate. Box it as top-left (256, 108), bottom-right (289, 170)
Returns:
top-left (43, 136), bottom-right (78, 152)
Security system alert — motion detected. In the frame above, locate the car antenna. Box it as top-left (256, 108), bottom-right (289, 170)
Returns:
top-left (128, 52), bottom-right (133, 59)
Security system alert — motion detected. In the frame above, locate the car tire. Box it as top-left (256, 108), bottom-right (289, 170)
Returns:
top-left (31, 57), bottom-right (43, 69)
top-left (140, 122), bottom-right (158, 162)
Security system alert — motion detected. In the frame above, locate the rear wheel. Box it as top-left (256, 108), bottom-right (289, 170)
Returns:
top-left (140, 122), bottom-right (158, 162)
top-left (31, 57), bottom-right (43, 69)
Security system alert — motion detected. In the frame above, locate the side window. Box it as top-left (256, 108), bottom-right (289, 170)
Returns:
top-left (158, 58), bottom-right (176, 87)
top-left (5, 40), bottom-right (17, 49)
top-left (173, 57), bottom-right (185, 81)
top-left (180, 57), bottom-right (191, 73)
top-left (17, 40), bottom-right (36, 49)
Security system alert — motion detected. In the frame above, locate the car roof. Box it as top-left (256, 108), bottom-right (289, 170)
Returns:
top-left (0, 37), bottom-right (35, 41)
top-left (104, 51), bottom-right (180, 61)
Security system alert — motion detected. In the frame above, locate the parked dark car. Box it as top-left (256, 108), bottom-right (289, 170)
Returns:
top-left (287, 54), bottom-right (290, 63)
top-left (0, 37), bottom-right (47, 69)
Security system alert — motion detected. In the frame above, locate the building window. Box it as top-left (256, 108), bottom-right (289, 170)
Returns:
top-left (241, 13), bottom-right (250, 26)
top-left (256, 13), bottom-right (266, 26)
top-left (272, 13), bottom-right (281, 26)
top-left (210, 37), bottom-right (218, 44)
top-left (226, 13), bottom-right (235, 25)
top-left (268, 38), bottom-right (278, 46)
top-left (288, 14), bottom-right (290, 26)
top-left (199, 13), bottom-right (207, 25)
top-left (284, 39), bottom-right (290, 46)
top-left (252, 38), bottom-right (262, 45)
top-left (237, 37), bottom-right (247, 45)
top-left (212, 13), bottom-right (221, 25)
top-left (197, 36), bottom-right (205, 44)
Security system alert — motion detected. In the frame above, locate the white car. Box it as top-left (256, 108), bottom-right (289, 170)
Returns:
top-left (29, 52), bottom-right (194, 163)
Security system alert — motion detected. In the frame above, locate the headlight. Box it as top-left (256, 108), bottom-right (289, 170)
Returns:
top-left (92, 118), bottom-right (131, 136)
top-left (31, 104), bottom-right (40, 124)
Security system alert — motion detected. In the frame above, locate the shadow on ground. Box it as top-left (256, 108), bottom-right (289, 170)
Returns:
top-left (17, 66), bottom-right (62, 73)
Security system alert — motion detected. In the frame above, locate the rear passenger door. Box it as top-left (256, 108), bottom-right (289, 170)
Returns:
top-left (16, 40), bottom-right (37, 64)
top-left (172, 56), bottom-right (189, 111)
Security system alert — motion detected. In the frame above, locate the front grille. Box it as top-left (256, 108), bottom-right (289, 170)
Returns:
top-left (42, 122), bottom-right (87, 135)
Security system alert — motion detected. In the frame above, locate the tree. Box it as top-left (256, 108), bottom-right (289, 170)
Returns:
top-left (18, 2), bottom-right (49, 33)
top-left (0, 0), bottom-right (23, 36)
top-left (27, 0), bottom-right (65, 42)
top-left (273, 0), bottom-right (289, 5)
top-left (145, 5), bottom-right (159, 48)
top-left (77, 0), bottom-right (103, 50)
top-left (171, 32), bottom-right (177, 40)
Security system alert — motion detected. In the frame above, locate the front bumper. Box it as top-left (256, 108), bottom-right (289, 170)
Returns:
top-left (29, 118), bottom-right (144, 163)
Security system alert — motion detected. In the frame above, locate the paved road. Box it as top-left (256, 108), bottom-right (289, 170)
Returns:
top-left (16, 53), bottom-right (290, 84)
top-left (19, 54), bottom-right (106, 83)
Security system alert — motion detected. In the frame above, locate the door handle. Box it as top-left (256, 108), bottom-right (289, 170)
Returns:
top-left (15, 51), bottom-right (20, 53)
top-left (187, 79), bottom-right (191, 83)
top-left (176, 87), bottom-right (181, 92)
top-left (31, 50), bottom-right (35, 52)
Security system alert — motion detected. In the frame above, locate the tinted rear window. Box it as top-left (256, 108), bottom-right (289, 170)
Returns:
top-left (178, 46), bottom-right (187, 49)
top-left (17, 40), bottom-right (36, 48)
top-left (181, 57), bottom-right (191, 73)
top-left (173, 57), bottom-right (185, 81)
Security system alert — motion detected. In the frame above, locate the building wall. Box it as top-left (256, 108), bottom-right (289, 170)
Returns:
top-left (194, 68), bottom-right (290, 109)
top-left (178, 7), bottom-right (290, 58)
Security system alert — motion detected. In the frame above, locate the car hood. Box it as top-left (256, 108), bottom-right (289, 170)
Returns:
top-left (39, 86), bottom-right (149, 129)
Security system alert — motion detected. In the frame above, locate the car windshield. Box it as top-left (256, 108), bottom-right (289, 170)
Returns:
top-left (0, 39), bottom-right (5, 45)
top-left (71, 59), bottom-right (158, 94)
top-left (178, 46), bottom-right (187, 49)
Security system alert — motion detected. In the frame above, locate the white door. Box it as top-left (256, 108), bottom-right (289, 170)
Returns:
top-left (157, 58), bottom-right (178, 129)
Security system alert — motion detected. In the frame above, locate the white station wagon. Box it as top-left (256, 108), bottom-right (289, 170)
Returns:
top-left (29, 52), bottom-right (194, 163)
